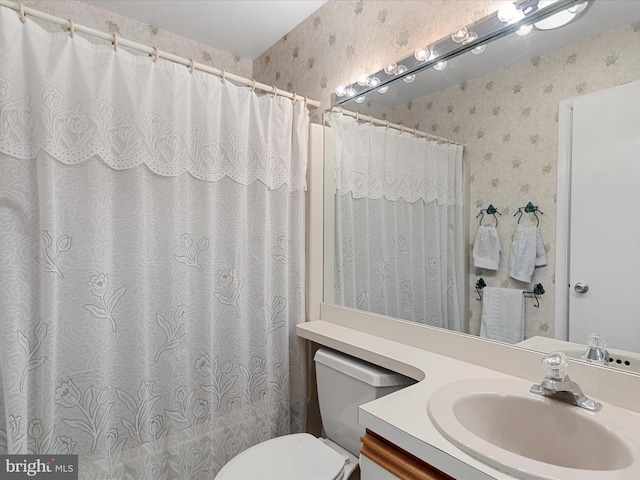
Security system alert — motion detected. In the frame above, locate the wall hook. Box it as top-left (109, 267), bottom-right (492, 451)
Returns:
top-left (475, 277), bottom-right (486, 301)
top-left (476, 204), bottom-right (501, 227)
top-left (515, 201), bottom-right (543, 226)
top-left (524, 283), bottom-right (545, 308)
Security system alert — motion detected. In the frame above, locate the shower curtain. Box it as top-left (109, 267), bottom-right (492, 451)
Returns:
top-left (327, 112), bottom-right (465, 331)
top-left (0, 8), bottom-right (307, 479)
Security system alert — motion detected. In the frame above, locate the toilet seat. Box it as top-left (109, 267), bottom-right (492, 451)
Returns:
top-left (215, 433), bottom-right (348, 480)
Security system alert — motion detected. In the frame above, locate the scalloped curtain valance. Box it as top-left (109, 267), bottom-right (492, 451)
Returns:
top-left (326, 112), bottom-right (463, 205)
top-left (0, 8), bottom-right (309, 190)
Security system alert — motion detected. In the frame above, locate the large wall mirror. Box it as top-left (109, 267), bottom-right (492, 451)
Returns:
top-left (322, 0), bottom-right (640, 373)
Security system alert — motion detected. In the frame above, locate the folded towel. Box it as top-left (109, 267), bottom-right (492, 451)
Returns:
top-left (509, 225), bottom-right (546, 283)
top-left (473, 226), bottom-right (501, 270)
top-left (480, 287), bottom-right (525, 344)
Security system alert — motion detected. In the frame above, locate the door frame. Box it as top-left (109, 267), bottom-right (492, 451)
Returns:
top-left (554, 100), bottom-right (573, 342)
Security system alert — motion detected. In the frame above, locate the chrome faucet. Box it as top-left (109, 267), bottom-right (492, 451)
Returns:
top-left (530, 352), bottom-right (602, 412)
top-left (580, 333), bottom-right (610, 366)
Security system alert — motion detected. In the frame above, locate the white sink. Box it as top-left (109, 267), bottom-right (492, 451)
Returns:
top-left (428, 378), bottom-right (640, 479)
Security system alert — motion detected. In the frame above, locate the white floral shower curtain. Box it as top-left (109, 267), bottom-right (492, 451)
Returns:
top-left (0, 8), bottom-right (308, 479)
top-left (327, 112), bottom-right (465, 331)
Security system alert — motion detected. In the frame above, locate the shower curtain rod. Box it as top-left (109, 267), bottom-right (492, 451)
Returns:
top-left (0, 1), bottom-right (321, 109)
top-left (330, 106), bottom-right (462, 145)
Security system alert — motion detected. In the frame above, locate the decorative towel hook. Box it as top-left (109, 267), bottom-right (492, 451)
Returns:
top-left (524, 283), bottom-right (545, 308)
top-left (476, 204), bottom-right (502, 227)
top-left (475, 278), bottom-right (487, 301)
top-left (515, 201), bottom-right (544, 226)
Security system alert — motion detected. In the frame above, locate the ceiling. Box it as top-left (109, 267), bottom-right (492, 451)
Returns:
top-left (83, 0), bottom-right (327, 60)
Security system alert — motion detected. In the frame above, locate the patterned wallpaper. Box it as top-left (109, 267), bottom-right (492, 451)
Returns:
top-left (255, 2), bottom-right (640, 340)
top-left (20, 1), bottom-right (252, 78)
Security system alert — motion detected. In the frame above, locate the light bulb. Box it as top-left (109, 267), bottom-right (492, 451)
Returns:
top-left (334, 86), bottom-right (346, 97)
top-left (414, 47), bottom-right (430, 62)
top-left (451, 26), bottom-right (469, 43)
top-left (377, 85), bottom-right (389, 94)
top-left (511, 10), bottom-right (525, 24)
top-left (357, 74), bottom-right (369, 86)
top-left (516, 24), bottom-right (533, 36)
top-left (403, 74), bottom-right (416, 83)
top-left (497, 2), bottom-right (517, 22)
top-left (472, 44), bottom-right (486, 55)
top-left (434, 60), bottom-right (447, 71)
top-left (396, 64), bottom-right (408, 75)
top-left (568, 1), bottom-right (588, 14)
top-left (369, 76), bottom-right (381, 87)
top-left (345, 87), bottom-right (357, 97)
top-left (355, 95), bottom-right (365, 104)
top-left (384, 63), bottom-right (397, 75)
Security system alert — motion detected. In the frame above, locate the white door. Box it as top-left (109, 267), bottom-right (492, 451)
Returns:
top-left (569, 80), bottom-right (640, 352)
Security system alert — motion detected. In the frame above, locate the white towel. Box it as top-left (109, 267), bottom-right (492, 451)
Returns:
top-left (509, 225), bottom-right (546, 283)
top-left (473, 226), bottom-right (501, 270)
top-left (480, 287), bottom-right (525, 344)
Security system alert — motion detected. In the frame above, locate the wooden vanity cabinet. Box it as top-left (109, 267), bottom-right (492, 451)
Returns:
top-left (360, 430), bottom-right (453, 480)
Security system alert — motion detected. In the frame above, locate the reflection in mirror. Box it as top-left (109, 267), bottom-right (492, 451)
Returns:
top-left (323, 0), bottom-right (640, 369)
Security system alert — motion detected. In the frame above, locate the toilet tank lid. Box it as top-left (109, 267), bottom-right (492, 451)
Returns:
top-left (314, 348), bottom-right (415, 387)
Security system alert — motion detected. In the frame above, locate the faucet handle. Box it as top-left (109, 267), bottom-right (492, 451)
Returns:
top-left (542, 352), bottom-right (569, 379)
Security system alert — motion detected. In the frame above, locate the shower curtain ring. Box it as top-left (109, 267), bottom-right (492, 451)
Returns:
top-left (271, 85), bottom-right (278, 98)
top-left (400, 124), bottom-right (404, 134)
top-left (112, 32), bottom-right (118, 51)
top-left (291, 93), bottom-right (297, 105)
top-left (18, 2), bottom-right (26, 23)
top-left (385, 121), bottom-right (390, 130)
top-left (188, 59), bottom-right (195, 73)
top-left (303, 96), bottom-right (308, 107)
top-left (251, 79), bottom-right (257, 92)
top-left (68, 19), bottom-right (75, 37)
top-left (221, 69), bottom-right (226, 83)
top-left (152, 47), bottom-right (159, 63)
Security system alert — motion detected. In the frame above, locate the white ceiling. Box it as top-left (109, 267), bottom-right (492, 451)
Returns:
top-left (83, 0), bottom-right (327, 60)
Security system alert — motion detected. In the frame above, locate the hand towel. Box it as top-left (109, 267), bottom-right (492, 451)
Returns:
top-left (473, 226), bottom-right (501, 270)
top-left (480, 287), bottom-right (525, 344)
top-left (509, 225), bottom-right (546, 283)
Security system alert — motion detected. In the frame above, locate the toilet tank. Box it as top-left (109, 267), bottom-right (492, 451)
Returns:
top-left (314, 348), bottom-right (416, 457)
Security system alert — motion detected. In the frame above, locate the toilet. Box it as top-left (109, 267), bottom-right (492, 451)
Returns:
top-left (215, 347), bottom-right (415, 480)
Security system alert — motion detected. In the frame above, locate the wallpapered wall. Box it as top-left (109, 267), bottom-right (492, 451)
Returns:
top-left (254, 1), bottom-right (640, 340)
top-left (21, 1), bottom-right (252, 78)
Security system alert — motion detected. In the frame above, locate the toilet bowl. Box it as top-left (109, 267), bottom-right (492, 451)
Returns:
top-left (215, 348), bottom-right (415, 480)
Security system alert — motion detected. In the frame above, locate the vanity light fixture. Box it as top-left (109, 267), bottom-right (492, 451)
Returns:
top-left (516, 23), bottom-right (534, 36)
top-left (497, 2), bottom-right (517, 22)
top-left (464, 32), bottom-right (487, 54)
top-left (451, 26), bottom-right (469, 43)
top-left (534, 0), bottom-right (590, 30)
top-left (414, 47), bottom-right (430, 62)
top-left (384, 63), bottom-right (398, 75)
top-left (430, 51), bottom-right (447, 71)
top-left (333, 0), bottom-right (589, 106)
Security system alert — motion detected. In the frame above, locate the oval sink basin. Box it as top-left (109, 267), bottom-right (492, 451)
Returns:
top-left (428, 378), bottom-right (640, 480)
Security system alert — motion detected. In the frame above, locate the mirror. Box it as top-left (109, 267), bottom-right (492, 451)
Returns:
top-left (323, 0), bottom-right (640, 372)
